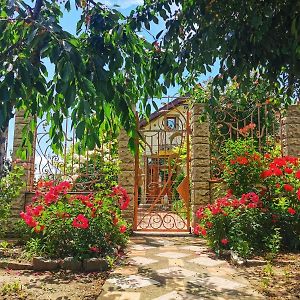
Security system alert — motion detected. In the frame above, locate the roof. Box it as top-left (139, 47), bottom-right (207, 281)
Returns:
top-left (139, 96), bottom-right (188, 128)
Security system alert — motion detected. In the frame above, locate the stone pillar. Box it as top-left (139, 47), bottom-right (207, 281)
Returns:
top-left (118, 129), bottom-right (135, 225)
top-left (11, 111), bottom-right (35, 216)
top-left (190, 103), bottom-right (211, 225)
top-left (282, 105), bottom-right (300, 157)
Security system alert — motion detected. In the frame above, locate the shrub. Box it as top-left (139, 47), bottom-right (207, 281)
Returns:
top-left (195, 191), bottom-right (273, 258)
top-left (222, 139), bottom-right (263, 197)
top-left (260, 155), bottom-right (300, 250)
top-left (195, 147), bottom-right (300, 258)
top-left (20, 181), bottom-right (130, 259)
top-left (0, 165), bottom-right (24, 237)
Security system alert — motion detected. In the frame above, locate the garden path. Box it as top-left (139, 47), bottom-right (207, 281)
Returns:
top-left (98, 236), bottom-right (263, 300)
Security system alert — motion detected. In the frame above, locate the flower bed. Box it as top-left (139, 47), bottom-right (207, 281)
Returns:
top-left (19, 181), bottom-right (130, 260)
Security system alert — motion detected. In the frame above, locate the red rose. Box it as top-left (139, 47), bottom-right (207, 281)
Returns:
top-left (72, 214), bottom-right (89, 229)
top-left (283, 184), bottom-right (294, 192)
top-left (119, 225), bottom-right (127, 233)
top-left (287, 207), bottom-right (296, 215)
top-left (221, 238), bottom-right (229, 245)
top-left (264, 153), bottom-right (271, 159)
top-left (297, 188), bottom-right (300, 201)
top-left (193, 224), bottom-right (200, 235)
top-left (284, 168), bottom-right (293, 174)
top-left (295, 170), bottom-right (300, 179)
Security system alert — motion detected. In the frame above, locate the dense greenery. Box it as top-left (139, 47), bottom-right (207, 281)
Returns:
top-left (0, 0), bottom-right (165, 158)
top-left (0, 165), bottom-right (25, 237)
top-left (136, 0), bottom-right (300, 97)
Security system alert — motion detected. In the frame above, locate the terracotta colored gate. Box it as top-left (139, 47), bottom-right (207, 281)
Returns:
top-left (133, 103), bottom-right (191, 232)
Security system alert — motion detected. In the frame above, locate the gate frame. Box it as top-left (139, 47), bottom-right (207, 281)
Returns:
top-left (133, 108), bottom-right (191, 232)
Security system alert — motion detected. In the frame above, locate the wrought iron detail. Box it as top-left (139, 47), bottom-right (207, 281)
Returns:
top-left (135, 100), bottom-right (191, 232)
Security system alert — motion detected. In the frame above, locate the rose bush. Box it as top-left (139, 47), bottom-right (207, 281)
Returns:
top-left (20, 181), bottom-right (130, 259)
top-left (222, 139), bottom-right (263, 196)
top-left (195, 138), bottom-right (300, 258)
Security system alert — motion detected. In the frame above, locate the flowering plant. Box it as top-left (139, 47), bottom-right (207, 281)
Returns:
top-left (20, 181), bottom-right (130, 259)
top-left (222, 139), bottom-right (263, 196)
top-left (260, 155), bottom-right (300, 249)
top-left (195, 151), bottom-right (300, 257)
top-left (194, 190), bottom-right (272, 257)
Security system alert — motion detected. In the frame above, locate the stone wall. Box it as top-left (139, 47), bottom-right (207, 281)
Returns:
top-left (190, 103), bottom-right (211, 225)
top-left (118, 129), bottom-right (136, 225)
top-left (11, 111), bottom-right (35, 218)
top-left (282, 105), bottom-right (300, 157)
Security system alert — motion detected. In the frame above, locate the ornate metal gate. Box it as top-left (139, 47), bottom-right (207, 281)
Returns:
top-left (133, 100), bottom-right (191, 232)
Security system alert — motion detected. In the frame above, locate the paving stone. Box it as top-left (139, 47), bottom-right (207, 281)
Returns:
top-left (98, 291), bottom-right (142, 300)
top-left (189, 276), bottom-right (246, 292)
top-left (129, 244), bottom-right (156, 251)
top-left (156, 266), bottom-right (197, 278)
top-left (156, 252), bottom-right (190, 259)
top-left (180, 245), bottom-right (208, 252)
top-left (130, 256), bottom-right (158, 266)
top-left (153, 291), bottom-right (200, 300)
top-left (107, 274), bottom-right (159, 289)
top-left (99, 236), bottom-right (264, 300)
top-left (188, 256), bottom-right (227, 267)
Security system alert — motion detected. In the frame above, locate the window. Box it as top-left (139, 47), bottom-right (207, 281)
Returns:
top-left (165, 117), bottom-right (177, 130)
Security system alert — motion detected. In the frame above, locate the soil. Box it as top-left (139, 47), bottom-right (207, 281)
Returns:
top-left (239, 252), bottom-right (300, 299)
top-left (0, 269), bottom-right (108, 300)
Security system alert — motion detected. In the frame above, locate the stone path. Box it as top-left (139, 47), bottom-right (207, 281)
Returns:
top-left (98, 236), bottom-right (263, 300)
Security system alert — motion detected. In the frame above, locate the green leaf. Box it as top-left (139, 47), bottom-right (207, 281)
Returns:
top-left (76, 121), bottom-right (85, 139)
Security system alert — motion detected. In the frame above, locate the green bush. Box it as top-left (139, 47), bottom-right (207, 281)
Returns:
top-left (222, 139), bottom-right (263, 197)
top-left (195, 139), bottom-right (300, 258)
top-left (0, 165), bottom-right (24, 237)
top-left (20, 181), bottom-right (129, 259)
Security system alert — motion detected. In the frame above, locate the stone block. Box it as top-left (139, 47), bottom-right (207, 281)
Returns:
top-left (192, 103), bottom-right (204, 115)
top-left (61, 257), bottom-right (83, 272)
top-left (0, 261), bottom-right (32, 270)
top-left (119, 162), bottom-right (135, 172)
top-left (282, 117), bottom-right (300, 126)
top-left (191, 158), bottom-right (210, 168)
top-left (192, 136), bottom-right (210, 145)
top-left (83, 258), bottom-right (109, 272)
top-left (118, 172), bottom-right (135, 187)
top-left (286, 105), bottom-right (300, 118)
top-left (191, 181), bottom-right (210, 191)
top-left (191, 144), bottom-right (210, 159)
top-left (32, 257), bottom-right (59, 271)
top-left (191, 167), bottom-right (211, 181)
top-left (192, 122), bottom-right (210, 137)
top-left (191, 189), bottom-right (210, 203)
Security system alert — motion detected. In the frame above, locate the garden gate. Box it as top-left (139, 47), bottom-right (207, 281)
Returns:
top-left (133, 100), bottom-right (191, 232)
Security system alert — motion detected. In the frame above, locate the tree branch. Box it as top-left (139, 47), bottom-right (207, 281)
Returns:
top-left (32, 0), bottom-right (43, 20)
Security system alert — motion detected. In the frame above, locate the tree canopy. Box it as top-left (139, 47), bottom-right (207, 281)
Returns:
top-left (0, 0), bottom-right (165, 154)
top-left (134, 0), bottom-right (300, 97)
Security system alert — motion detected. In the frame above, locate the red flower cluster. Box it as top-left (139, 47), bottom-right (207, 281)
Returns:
top-left (196, 192), bottom-right (262, 221)
top-left (239, 123), bottom-right (256, 135)
top-left (72, 214), bottom-right (89, 229)
top-left (20, 204), bottom-right (44, 232)
top-left (231, 156), bottom-right (248, 165)
top-left (261, 156), bottom-right (299, 179)
top-left (111, 185), bottom-right (130, 210)
top-left (41, 181), bottom-right (72, 205)
top-left (193, 224), bottom-right (207, 236)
